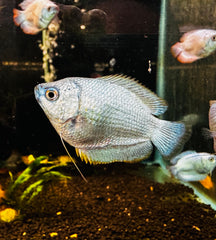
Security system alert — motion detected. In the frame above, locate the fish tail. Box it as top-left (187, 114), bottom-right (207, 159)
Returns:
top-left (151, 119), bottom-right (191, 159)
top-left (171, 42), bottom-right (200, 63)
top-left (170, 42), bottom-right (182, 58)
top-left (13, 8), bottom-right (39, 35)
top-left (169, 165), bottom-right (178, 178)
top-left (13, 8), bottom-right (24, 26)
top-left (202, 128), bottom-right (216, 139)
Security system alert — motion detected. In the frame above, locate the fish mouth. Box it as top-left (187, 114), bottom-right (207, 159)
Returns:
top-left (49, 6), bottom-right (59, 14)
top-left (34, 84), bottom-right (45, 102)
top-left (47, 4), bottom-right (59, 14)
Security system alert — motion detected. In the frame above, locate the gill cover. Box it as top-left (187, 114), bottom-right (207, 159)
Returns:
top-left (35, 79), bottom-right (80, 124)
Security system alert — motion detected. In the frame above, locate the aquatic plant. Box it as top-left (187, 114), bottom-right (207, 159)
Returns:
top-left (6, 155), bottom-right (71, 207)
top-left (0, 155), bottom-right (74, 222)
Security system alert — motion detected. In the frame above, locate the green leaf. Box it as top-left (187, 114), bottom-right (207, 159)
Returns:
top-left (20, 179), bottom-right (44, 202)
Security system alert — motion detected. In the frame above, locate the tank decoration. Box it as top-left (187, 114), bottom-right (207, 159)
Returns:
top-left (39, 28), bottom-right (59, 82)
top-left (9, 155), bottom-right (71, 203)
top-left (0, 207), bottom-right (19, 223)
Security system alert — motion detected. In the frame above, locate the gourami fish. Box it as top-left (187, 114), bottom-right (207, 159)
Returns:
top-left (171, 29), bottom-right (216, 63)
top-left (203, 100), bottom-right (216, 153)
top-left (169, 150), bottom-right (216, 182)
top-left (34, 75), bottom-right (190, 164)
top-left (13, 0), bottom-right (59, 35)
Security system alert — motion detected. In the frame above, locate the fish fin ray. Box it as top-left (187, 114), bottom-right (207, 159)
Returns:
top-left (76, 141), bottom-right (153, 164)
top-left (13, 9), bottom-right (24, 26)
top-left (75, 148), bottom-right (92, 164)
top-left (99, 75), bottom-right (167, 116)
top-left (13, 8), bottom-right (39, 34)
top-left (152, 119), bottom-right (191, 159)
top-left (171, 42), bottom-right (183, 58)
top-left (202, 128), bottom-right (216, 139)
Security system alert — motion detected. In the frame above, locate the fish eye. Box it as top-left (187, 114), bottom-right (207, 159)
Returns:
top-left (209, 157), bottom-right (215, 162)
top-left (212, 35), bottom-right (216, 41)
top-left (45, 88), bottom-right (59, 101)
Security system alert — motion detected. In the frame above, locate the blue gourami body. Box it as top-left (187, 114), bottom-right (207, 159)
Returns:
top-left (34, 75), bottom-right (190, 164)
top-left (169, 150), bottom-right (216, 182)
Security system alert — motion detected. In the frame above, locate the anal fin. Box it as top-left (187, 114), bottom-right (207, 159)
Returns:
top-left (76, 141), bottom-right (153, 164)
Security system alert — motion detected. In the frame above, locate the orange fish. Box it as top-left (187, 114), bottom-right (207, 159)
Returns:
top-left (13, 0), bottom-right (59, 35)
top-left (171, 29), bottom-right (216, 63)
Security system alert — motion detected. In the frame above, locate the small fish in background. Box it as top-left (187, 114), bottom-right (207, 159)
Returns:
top-left (202, 100), bottom-right (216, 153)
top-left (13, 0), bottom-right (59, 35)
top-left (34, 75), bottom-right (191, 164)
top-left (169, 150), bottom-right (216, 182)
top-left (171, 29), bottom-right (216, 63)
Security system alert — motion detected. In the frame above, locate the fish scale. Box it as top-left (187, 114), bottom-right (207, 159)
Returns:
top-left (77, 77), bottom-right (149, 133)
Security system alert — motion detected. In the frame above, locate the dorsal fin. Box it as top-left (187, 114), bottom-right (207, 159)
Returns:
top-left (99, 75), bottom-right (167, 116)
top-left (19, 0), bottom-right (37, 10)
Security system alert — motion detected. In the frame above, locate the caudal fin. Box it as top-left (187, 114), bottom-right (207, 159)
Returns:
top-left (151, 119), bottom-right (191, 159)
top-left (13, 8), bottom-right (40, 35)
top-left (171, 42), bottom-right (199, 63)
top-left (13, 8), bottom-right (25, 26)
top-left (171, 42), bottom-right (183, 58)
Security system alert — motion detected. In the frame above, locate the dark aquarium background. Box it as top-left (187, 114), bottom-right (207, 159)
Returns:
top-left (2, 1), bottom-right (216, 239)
top-left (0, 0), bottom-right (160, 161)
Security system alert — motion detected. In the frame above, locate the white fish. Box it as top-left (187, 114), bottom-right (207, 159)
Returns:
top-left (169, 150), bottom-right (216, 182)
top-left (34, 75), bottom-right (191, 164)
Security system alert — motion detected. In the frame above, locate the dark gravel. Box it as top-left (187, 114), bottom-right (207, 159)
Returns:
top-left (0, 163), bottom-right (216, 240)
